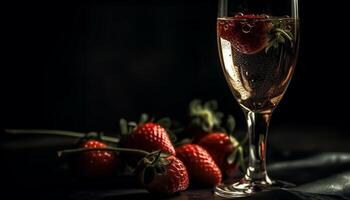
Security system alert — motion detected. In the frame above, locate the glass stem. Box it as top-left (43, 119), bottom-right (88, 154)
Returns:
top-left (244, 110), bottom-right (272, 184)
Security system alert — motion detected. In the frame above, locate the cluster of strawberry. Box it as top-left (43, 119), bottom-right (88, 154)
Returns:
top-left (56, 100), bottom-right (245, 195)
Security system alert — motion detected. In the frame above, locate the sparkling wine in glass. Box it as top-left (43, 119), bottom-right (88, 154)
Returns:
top-left (215, 0), bottom-right (299, 197)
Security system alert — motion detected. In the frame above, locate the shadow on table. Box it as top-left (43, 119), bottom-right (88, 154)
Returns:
top-left (100, 189), bottom-right (348, 200)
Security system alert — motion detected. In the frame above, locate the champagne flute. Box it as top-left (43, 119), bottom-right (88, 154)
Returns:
top-left (215, 0), bottom-right (299, 197)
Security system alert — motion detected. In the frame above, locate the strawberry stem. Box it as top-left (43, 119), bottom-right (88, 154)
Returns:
top-left (5, 129), bottom-right (119, 144)
top-left (58, 146), bottom-right (150, 157)
top-left (240, 133), bottom-right (249, 145)
top-left (150, 150), bottom-right (162, 165)
top-left (238, 146), bottom-right (246, 172)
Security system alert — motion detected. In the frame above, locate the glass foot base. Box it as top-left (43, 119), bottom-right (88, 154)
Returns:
top-left (214, 178), bottom-right (295, 198)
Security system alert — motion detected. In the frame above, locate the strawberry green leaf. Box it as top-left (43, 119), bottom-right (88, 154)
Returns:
top-left (189, 99), bottom-right (224, 133)
top-left (215, 112), bottom-right (224, 123)
top-left (159, 158), bottom-right (171, 166)
top-left (160, 152), bottom-right (171, 158)
top-left (120, 119), bottom-right (128, 135)
top-left (86, 131), bottom-right (99, 138)
top-left (168, 132), bottom-right (177, 144)
top-left (226, 115), bottom-right (236, 135)
top-left (139, 113), bottom-right (149, 124)
top-left (157, 118), bottom-right (172, 129)
top-left (191, 118), bottom-right (202, 128)
top-left (189, 99), bottom-right (202, 113)
top-left (204, 100), bottom-right (218, 111)
top-left (128, 122), bottom-right (137, 127)
top-left (151, 150), bottom-right (162, 165)
top-left (265, 20), bottom-right (294, 54)
top-left (277, 35), bottom-right (285, 43)
top-left (227, 148), bottom-right (239, 165)
top-left (229, 136), bottom-right (240, 148)
top-left (275, 28), bottom-right (293, 41)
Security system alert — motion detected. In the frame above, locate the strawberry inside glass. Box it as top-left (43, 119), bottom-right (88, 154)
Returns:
top-left (217, 14), bottom-right (272, 54)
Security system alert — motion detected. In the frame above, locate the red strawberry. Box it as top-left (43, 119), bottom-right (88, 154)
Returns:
top-left (175, 144), bottom-right (222, 186)
top-left (192, 130), bottom-right (209, 144)
top-left (78, 139), bottom-right (118, 178)
top-left (198, 133), bottom-right (239, 177)
top-left (217, 14), bottom-right (272, 54)
top-left (139, 154), bottom-right (189, 194)
top-left (123, 122), bottom-right (176, 156)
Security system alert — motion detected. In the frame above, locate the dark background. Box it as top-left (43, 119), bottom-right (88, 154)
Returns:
top-left (2, 1), bottom-right (350, 199)
top-left (3, 0), bottom-right (349, 135)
